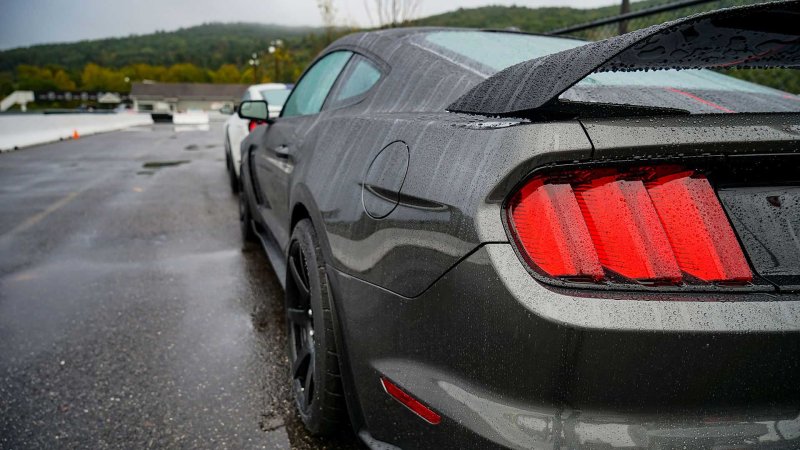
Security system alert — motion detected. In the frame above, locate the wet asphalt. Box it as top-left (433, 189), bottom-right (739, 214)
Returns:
top-left (0, 122), bottom-right (361, 449)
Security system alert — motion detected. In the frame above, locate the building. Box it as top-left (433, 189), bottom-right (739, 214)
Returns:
top-left (130, 82), bottom-right (248, 117)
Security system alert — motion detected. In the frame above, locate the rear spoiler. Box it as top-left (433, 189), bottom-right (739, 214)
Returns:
top-left (447, 0), bottom-right (800, 117)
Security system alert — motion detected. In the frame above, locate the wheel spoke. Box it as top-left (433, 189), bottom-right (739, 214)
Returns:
top-left (292, 346), bottom-right (311, 379)
top-left (304, 358), bottom-right (314, 397)
top-left (287, 307), bottom-right (309, 325)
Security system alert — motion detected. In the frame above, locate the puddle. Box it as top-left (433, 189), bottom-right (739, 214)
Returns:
top-left (205, 144), bottom-right (217, 149)
top-left (142, 160), bottom-right (190, 169)
top-left (184, 144), bottom-right (199, 151)
top-left (137, 170), bottom-right (155, 176)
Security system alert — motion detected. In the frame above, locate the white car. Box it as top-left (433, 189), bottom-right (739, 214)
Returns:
top-left (223, 83), bottom-right (291, 193)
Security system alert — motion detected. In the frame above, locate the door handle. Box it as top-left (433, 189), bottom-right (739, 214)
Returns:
top-left (275, 145), bottom-right (290, 159)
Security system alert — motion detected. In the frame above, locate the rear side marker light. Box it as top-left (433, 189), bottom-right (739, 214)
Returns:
top-left (380, 377), bottom-right (441, 425)
top-left (507, 166), bottom-right (753, 287)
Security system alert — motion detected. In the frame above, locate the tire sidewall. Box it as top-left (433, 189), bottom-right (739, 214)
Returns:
top-left (239, 191), bottom-right (256, 248)
top-left (227, 153), bottom-right (240, 194)
top-left (289, 220), bottom-right (336, 434)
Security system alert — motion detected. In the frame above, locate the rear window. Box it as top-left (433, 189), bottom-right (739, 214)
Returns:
top-left (423, 30), bottom-right (800, 114)
top-left (259, 89), bottom-right (291, 107)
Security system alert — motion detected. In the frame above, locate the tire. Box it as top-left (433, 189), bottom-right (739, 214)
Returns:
top-left (285, 219), bottom-right (347, 435)
top-left (225, 135), bottom-right (240, 195)
top-left (239, 189), bottom-right (258, 251)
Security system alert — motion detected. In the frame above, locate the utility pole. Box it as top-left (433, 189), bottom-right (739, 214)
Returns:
top-left (268, 40), bottom-right (283, 82)
top-left (248, 53), bottom-right (260, 83)
top-left (619, 0), bottom-right (631, 34)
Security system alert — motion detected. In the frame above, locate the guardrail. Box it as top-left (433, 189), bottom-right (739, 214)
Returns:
top-left (550, 0), bottom-right (716, 35)
top-left (545, 0), bottom-right (798, 94)
top-left (548, 0), bottom-right (762, 41)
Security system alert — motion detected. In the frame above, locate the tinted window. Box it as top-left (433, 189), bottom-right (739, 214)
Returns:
top-left (259, 89), bottom-right (291, 107)
top-left (282, 51), bottom-right (352, 117)
top-left (423, 31), bottom-right (799, 114)
top-left (334, 56), bottom-right (381, 102)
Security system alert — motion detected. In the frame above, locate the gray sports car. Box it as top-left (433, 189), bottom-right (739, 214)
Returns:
top-left (236, 2), bottom-right (800, 448)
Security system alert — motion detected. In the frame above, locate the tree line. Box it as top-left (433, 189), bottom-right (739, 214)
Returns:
top-left (1, 2), bottom-right (798, 100)
top-left (3, 55), bottom-right (306, 95)
top-left (0, 23), bottom-right (343, 98)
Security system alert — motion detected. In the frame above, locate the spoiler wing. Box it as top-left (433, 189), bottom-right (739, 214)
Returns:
top-left (447, 0), bottom-right (800, 116)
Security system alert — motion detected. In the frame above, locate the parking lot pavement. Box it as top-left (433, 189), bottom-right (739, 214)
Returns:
top-left (0, 123), bottom-right (360, 449)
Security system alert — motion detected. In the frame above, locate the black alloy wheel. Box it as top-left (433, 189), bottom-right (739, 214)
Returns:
top-left (225, 136), bottom-right (240, 194)
top-left (239, 190), bottom-right (257, 250)
top-left (286, 219), bottom-right (347, 435)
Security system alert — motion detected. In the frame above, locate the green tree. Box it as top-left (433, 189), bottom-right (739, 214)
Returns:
top-left (15, 65), bottom-right (78, 91)
top-left (0, 71), bottom-right (14, 96)
top-left (163, 63), bottom-right (208, 82)
top-left (81, 63), bottom-right (127, 91)
top-left (52, 69), bottom-right (76, 90)
top-left (121, 63), bottom-right (167, 82)
top-left (210, 64), bottom-right (242, 83)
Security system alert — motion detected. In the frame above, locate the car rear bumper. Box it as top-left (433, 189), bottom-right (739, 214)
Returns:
top-left (329, 244), bottom-right (800, 449)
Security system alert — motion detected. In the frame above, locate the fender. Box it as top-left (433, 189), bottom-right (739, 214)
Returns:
top-left (288, 183), bottom-right (337, 269)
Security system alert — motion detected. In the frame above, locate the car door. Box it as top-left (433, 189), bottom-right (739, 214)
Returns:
top-left (252, 50), bottom-right (353, 248)
top-left (229, 90), bottom-right (251, 161)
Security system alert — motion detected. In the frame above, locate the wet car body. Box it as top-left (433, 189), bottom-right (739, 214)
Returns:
top-left (239, 2), bottom-right (800, 448)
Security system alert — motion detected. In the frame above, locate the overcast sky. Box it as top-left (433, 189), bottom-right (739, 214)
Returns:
top-left (0, 0), bottom-right (619, 50)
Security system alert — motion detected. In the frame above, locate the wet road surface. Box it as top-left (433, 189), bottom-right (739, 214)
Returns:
top-left (0, 123), bottom-right (361, 449)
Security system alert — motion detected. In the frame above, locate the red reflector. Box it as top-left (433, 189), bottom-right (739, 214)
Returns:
top-left (509, 180), bottom-right (603, 280)
top-left (647, 173), bottom-right (752, 283)
top-left (248, 120), bottom-right (258, 132)
top-left (576, 177), bottom-right (681, 283)
top-left (380, 377), bottom-right (441, 425)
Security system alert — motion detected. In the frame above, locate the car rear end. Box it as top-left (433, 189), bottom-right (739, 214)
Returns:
top-left (338, 111), bottom-right (800, 449)
top-left (339, 19), bottom-right (800, 447)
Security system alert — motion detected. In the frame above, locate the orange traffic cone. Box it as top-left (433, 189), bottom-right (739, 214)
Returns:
top-left (72, 129), bottom-right (80, 139)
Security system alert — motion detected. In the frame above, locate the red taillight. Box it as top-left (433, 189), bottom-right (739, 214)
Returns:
top-left (510, 180), bottom-right (603, 281)
top-left (380, 377), bottom-right (441, 425)
top-left (248, 120), bottom-right (265, 132)
top-left (576, 177), bottom-right (681, 284)
top-left (647, 172), bottom-right (752, 283)
top-left (507, 166), bottom-right (752, 287)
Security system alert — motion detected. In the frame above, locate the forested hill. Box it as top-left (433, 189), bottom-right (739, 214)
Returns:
top-left (1, 0), bottom-right (797, 97)
top-left (0, 0), bottom-right (681, 74)
top-left (0, 23), bottom-right (319, 72)
top-left (412, 3), bottom-right (631, 31)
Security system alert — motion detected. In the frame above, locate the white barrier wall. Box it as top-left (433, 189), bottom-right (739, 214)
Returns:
top-left (0, 113), bottom-right (154, 152)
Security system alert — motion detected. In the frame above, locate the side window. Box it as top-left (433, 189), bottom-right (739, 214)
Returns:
top-left (282, 51), bottom-right (352, 117)
top-left (241, 91), bottom-right (251, 102)
top-left (333, 56), bottom-right (382, 103)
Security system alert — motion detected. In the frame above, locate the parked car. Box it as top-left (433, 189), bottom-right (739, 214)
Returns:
top-left (223, 83), bottom-right (291, 193)
top-left (237, 2), bottom-right (800, 448)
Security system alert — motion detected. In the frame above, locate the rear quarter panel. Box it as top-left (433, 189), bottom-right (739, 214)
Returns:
top-left (292, 111), bottom-right (594, 297)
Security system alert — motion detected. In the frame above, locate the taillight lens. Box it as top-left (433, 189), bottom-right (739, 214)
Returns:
top-left (507, 166), bottom-right (752, 287)
top-left (248, 120), bottom-right (265, 132)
